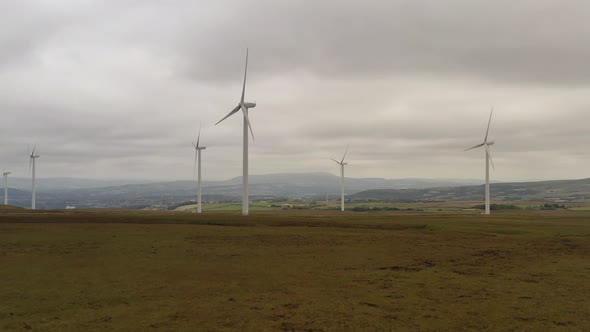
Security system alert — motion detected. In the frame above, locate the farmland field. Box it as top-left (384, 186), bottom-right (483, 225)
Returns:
top-left (1, 207), bottom-right (589, 331)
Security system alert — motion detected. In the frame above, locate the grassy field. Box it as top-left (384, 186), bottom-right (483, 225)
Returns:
top-left (1, 208), bottom-right (589, 331)
top-left (175, 200), bottom-right (590, 213)
top-left (175, 202), bottom-right (277, 212)
top-left (174, 201), bottom-right (484, 212)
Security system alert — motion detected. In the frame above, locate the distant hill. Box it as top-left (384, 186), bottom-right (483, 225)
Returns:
top-left (0, 188), bottom-right (54, 210)
top-left (0, 173), bottom-right (482, 209)
top-left (203, 172), bottom-right (482, 196)
top-left (61, 172), bottom-right (481, 199)
top-left (9, 173), bottom-right (590, 209)
top-left (350, 178), bottom-right (590, 202)
top-left (6, 178), bottom-right (150, 192)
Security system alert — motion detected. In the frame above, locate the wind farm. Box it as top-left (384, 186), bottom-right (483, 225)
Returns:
top-left (2, 1), bottom-right (590, 331)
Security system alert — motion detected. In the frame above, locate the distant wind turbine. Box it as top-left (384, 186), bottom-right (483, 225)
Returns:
top-left (215, 49), bottom-right (256, 216)
top-left (2, 171), bottom-right (10, 205)
top-left (29, 145), bottom-right (40, 210)
top-left (331, 146), bottom-right (349, 212)
top-left (192, 124), bottom-right (206, 214)
top-left (465, 108), bottom-right (495, 215)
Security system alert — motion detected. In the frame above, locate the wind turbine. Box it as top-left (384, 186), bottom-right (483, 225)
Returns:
top-left (331, 146), bottom-right (349, 212)
top-left (29, 145), bottom-right (40, 210)
top-left (2, 171), bottom-right (10, 205)
top-left (465, 108), bottom-right (495, 215)
top-left (192, 124), bottom-right (206, 214)
top-left (215, 49), bottom-right (256, 216)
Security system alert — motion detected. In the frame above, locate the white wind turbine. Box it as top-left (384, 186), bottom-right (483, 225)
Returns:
top-left (192, 124), bottom-right (206, 214)
top-left (29, 145), bottom-right (40, 210)
top-left (215, 49), bottom-right (256, 216)
top-left (2, 171), bottom-right (10, 205)
top-left (465, 108), bottom-right (495, 215)
top-left (331, 146), bottom-right (349, 212)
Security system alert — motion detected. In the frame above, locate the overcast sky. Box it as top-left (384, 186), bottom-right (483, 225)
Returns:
top-left (1, 0), bottom-right (589, 182)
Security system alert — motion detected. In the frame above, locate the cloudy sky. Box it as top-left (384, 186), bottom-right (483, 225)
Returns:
top-left (1, 0), bottom-right (589, 181)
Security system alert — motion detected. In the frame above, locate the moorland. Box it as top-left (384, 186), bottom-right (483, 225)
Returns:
top-left (1, 207), bottom-right (589, 331)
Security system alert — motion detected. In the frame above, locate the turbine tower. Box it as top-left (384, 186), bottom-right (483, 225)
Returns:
top-left (192, 125), bottom-right (206, 214)
top-left (215, 49), bottom-right (256, 216)
top-left (465, 108), bottom-right (495, 215)
top-left (331, 146), bottom-right (349, 212)
top-left (2, 171), bottom-right (10, 205)
top-left (29, 145), bottom-right (40, 210)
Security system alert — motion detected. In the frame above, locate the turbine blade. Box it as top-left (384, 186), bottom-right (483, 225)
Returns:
top-left (32, 144), bottom-right (36, 156)
top-left (485, 145), bottom-right (496, 171)
top-left (242, 105), bottom-right (254, 140)
top-left (330, 158), bottom-right (341, 164)
top-left (241, 48), bottom-right (248, 103)
top-left (484, 106), bottom-right (493, 143)
top-left (196, 123), bottom-right (201, 148)
top-left (193, 149), bottom-right (198, 178)
top-left (341, 145), bottom-right (349, 163)
top-left (27, 145), bottom-right (32, 173)
top-left (215, 105), bottom-right (241, 125)
top-left (464, 142), bottom-right (485, 151)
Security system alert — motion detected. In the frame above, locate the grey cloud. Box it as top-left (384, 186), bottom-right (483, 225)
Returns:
top-left (0, 1), bottom-right (80, 69)
top-left (177, 0), bottom-right (590, 85)
top-left (1, 0), bottom-right (590, 182)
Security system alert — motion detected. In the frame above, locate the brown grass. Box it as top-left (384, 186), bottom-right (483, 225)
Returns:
top-left (1, 208), bottom-right (589, 331)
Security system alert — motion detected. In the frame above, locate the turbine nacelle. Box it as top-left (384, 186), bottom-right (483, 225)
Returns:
top-left (215, 49), bottom-right (256, 141)
top-left (28, 144), bottom-right (39, 159)
top-left (192, 142), bottom-right (206, 150)
top-left (330, 159), bottom-right (348, 166)
top-left (192, 123), bottom-right (207, 150)
top-left (330, 146), bottom-right (350, 166)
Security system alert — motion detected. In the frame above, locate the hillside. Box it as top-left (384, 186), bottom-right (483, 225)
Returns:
top-left (6, 178), bottom-right (150, 191)
top-left (0, 173), bottom-right (482, 209)
top-left (6, 173), bottom-right (590, 209)
top-left (0, 204), bottom-right (26, 212)
top-left (350, 178), bottom-right (590, 202)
